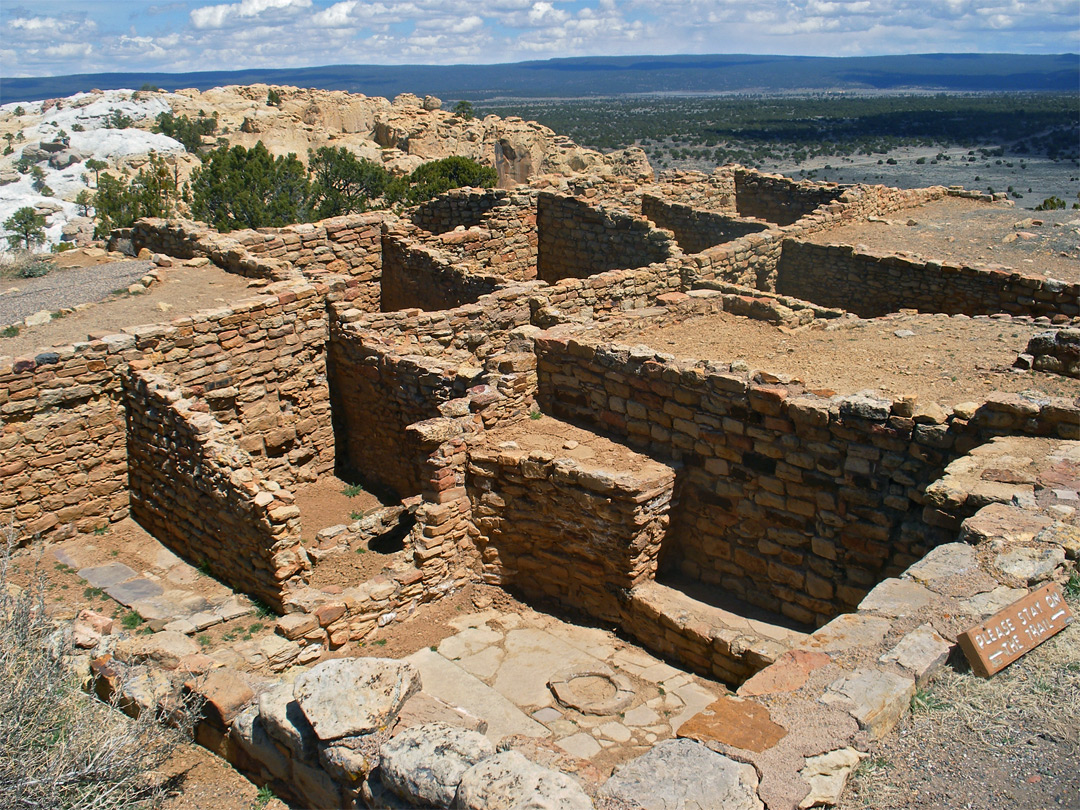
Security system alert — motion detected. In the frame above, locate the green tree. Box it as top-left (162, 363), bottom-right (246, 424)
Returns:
top-left (4, 207), bottom-right (47, 251)
top-left (74, 189), bottom-right (94, 217)
top-left (405, 156), bottom-right (497, 204)
top-left (452, 100), bottom-right (475, 121)
top-left (267, 88), bottom-right (283, 106)
top-left (307, 146), bottom-right (398, 218)
top-left (188, 141), bottom-right (311, 232)
top-left (153, 111), bottom-right (217, 153)
top-left (30, 166), bottom-right (53, 195)
top-left (85, 158), bottom-right (108, 186)
top-left (93, 153), bottom-right (178, 237)
top-left (105, 110), bottom-right (134, 129)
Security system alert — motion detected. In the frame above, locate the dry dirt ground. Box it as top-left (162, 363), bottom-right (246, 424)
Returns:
top-left (807, 197), bottom-right (1080, 282)
top-left (0, 254), bottom-right (256, 359)
top-left (839, 584), bottom-right (1080, 810)
top-left (614, 310), bottom-right (1076, 407)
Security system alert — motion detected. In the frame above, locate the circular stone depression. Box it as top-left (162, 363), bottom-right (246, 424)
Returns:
top-left (548, 666), bottom-right (635, 716)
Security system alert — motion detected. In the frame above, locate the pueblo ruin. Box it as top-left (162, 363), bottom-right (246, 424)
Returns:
top-left (1, 88), bottom-right (1077, 810)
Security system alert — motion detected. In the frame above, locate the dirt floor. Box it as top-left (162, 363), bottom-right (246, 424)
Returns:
top-left (839, 586), bottom-right (1080, 810)
top-left (0, 257), bottom-right (257, 358)
top-left (612, 310), bottom-right (1078, 406)
top-left (807, 197), bottom-right (1080, 282)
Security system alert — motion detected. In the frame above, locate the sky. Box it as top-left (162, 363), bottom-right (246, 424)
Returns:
top-left (1, 0), bottom-right (1077, 78)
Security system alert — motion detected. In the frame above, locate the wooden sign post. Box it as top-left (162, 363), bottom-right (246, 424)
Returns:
top-left (958, 581), bottom-right (1073, 678)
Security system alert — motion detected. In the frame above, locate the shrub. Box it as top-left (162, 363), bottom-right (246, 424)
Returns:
top-left (307, 146), bottom-right (400, 218)
top-left (0, 523), bottom-right (197, 809)
top-left (188, 142), bottom-right (310, 232)
top-left (153, 111), bottom-right (217, 153)
top-left (1034, 196), bottom-right (1066, 211)
top-left (404, 155), bottom-right (497, 204)
top-left (94, 153), bottom-right (178, 237)
top-left (266, 88), bottom-right (282, 107)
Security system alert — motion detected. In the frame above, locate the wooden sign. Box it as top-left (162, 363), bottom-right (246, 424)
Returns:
top-left (958, 582), bottom-right (1073, 678)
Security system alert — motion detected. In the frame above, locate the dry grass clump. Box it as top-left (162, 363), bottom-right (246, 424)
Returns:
top-left (844, 575), bottom-right (1080, 809)
top-left (0, 520), bottom-right (197, 810)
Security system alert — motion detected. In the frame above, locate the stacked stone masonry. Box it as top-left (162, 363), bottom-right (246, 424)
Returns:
top-left (126, 372), bottom-right (307, 610)
top-left (777, 240), bottom-right (1080, 320)
top-left (536, 192), bottom-right (681, 284)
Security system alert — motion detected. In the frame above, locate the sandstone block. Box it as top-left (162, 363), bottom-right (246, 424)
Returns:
top-left (601, 739), bottom-right (763, 810)
top-left (455, 750), bottom-right (593, 810)
top-left (381, 722), bottom-right (495, 807)
top-left (294, 657), bottom-right (420, 741)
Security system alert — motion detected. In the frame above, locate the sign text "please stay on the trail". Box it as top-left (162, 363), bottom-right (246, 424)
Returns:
top-left (958, 581), bottom-right (1073, 678)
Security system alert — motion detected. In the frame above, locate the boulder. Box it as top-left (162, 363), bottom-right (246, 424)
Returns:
top-left (293, 657), bottom-right (420, 741)
top-left (454, 750), bottom-right (593, 809)
top-left (258, 680), bottom-right (318, 761)
top-left (49, 149), bottom-right (87, 169)
top-left (600, 739), bottom-right (763, 810)
top-left (381, 722), bottom-right (495, 807)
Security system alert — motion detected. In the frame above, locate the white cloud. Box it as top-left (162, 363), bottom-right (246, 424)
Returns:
top-left (190, 0), bottom-right (311, 29)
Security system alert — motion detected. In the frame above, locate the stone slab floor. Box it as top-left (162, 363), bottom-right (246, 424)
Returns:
top-left (407, 607), bottom-right (720, 773)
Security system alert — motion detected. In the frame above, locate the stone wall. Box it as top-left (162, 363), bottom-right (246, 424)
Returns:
top-left (0, 279), bottom-right (342, 551)
top-left (734, 170), bottom-right (844, 226)
top-left (536, 192), bottom-right (680, 284)
top-left (380, 228), bottom-right (505, 313)
top-left (328, 288), bottom-right (540, 499)
top-left (642, 194), bottom-right (770, 254)
top-left (129, 215), bottom-right (386, 311)
top-left (534, 330), bottom-right (1079, 626)
top-left (467, 434), bottom-right (677, 624)
top-left (125, 373), bottom-right (307, 610)
top-left (133, 284), bottom-right (338, 489)
top-left (777, 240), bottom-right (1080, 319)
top-left (0, 340), bottom-right (134, 539)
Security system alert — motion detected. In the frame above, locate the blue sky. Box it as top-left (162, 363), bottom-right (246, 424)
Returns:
top-left (2, 0), bottom-right (1077, 78)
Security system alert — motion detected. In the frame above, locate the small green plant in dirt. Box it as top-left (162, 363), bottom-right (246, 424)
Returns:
top-left (1065, 572), bottom-right (1079, 600)
top-left (355, 546), bottom-right (368, 555)
top-left (251, 598), bottom-right (275, 619)
top-left (529, 410), bottom-right (543, 420)
top-left (121, 610), bottom-right (143, 630)
top-left (910, 685), bottom-right (949, 713)
top-left (83, 586), bottom-right (105, 600)
top-left (93, 525), bottom-right (109, 536)
top-left (252, 784), bottom-right (276, 809)
top-left (197, 634), bottom-right (212, 648)
top-left (248, 622), bottom-right (264, 634)
top-left (372, 638), bottom-right (387, 646)
top-left (341, 483), bottom-right (366, 498)
top-left (350, 511), bottom-right (365, 521)
top-left (197, 558), bottom-right (213, 576)
top-left (1, 326), bottom-right (18, 338)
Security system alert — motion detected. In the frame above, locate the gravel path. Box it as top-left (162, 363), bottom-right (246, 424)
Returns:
top-left (0, 260), bottom-right (153, 327)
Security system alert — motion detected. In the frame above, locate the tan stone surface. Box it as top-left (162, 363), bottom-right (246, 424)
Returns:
top-left (677, 696), bottom-right (788, 753)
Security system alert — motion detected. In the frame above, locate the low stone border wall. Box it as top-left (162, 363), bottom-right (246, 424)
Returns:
top-left (777, 240), bottom-right (1080, 320)
top-left (1016, 327), bottom-right (1080, 377)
